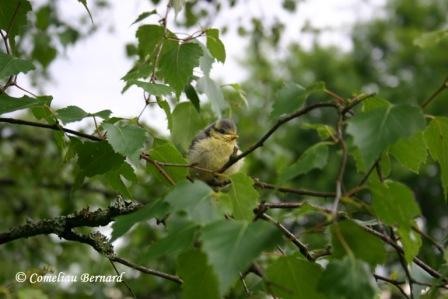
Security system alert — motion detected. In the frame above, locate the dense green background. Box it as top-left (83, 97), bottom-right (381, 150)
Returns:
top-left (1, 0), bottom-right (447, 298)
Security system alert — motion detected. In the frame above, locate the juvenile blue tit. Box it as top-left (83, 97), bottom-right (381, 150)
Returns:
top-left (188, 119), bottom-right (244, 185)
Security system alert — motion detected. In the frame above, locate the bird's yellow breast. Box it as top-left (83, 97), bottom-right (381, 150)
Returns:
top-left (188, 137), bottom-right (236, 171)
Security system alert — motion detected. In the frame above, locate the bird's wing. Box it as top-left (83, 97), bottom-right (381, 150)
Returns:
top-left (189, 122), bottom-right (215, 150)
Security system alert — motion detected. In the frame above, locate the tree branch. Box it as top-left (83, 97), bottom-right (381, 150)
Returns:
top-left (218, 102), bottom-right (338, 173)
top-left (0, 117), bottom-right (101, 141)
top-left (110, 256), bottom-right (183, 284)
top-left (253, 179), bottom-right (335, 198)
top-left (374, 274), bottom-right (410, 299)
top-left (0, 199), bottom-right (142, 244)
top-left (360, 224), bottom-right (448, 284)
top-left (259, 213), bottom-right (315, 262)
top-left (60, 229), bottom-right (183, 284)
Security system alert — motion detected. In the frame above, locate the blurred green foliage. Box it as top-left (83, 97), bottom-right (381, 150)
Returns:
top-left (1, 0), bottom-right (448, 298)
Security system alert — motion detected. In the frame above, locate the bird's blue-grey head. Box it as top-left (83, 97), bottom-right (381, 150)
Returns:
top-left (213, 119), bottom-right (237, 135)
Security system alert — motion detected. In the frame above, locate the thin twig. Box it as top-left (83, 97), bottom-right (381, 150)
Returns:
top-left (359, 224), bottom-right (448, 283)
top-left (13, 83), bottom-right (38, 97)
top-left (140, 153), bottom-right (176, 186)
top-left (390, 229), bottom-right (414, 299)
top-left (240, 273), bottom-right (251, 295)
top-left (421, 77), bottom-right (448, 109)
top-left (150, 3), bottom-right (171, 82)
top-left (253, 179), bottom-right (335, 198)
top-left (219, 102), bottom-right (338, 173)
top-left (412, 226), bottom-right (444, 254)
top-left (324, 89), bottom-right (345, 105)
top-left (374, 274), bottom-right (410, 299)
top-left (357, 158), bottom-right (380, 186)
top-left (0, 30), bottom-right (10, 54)
top-left (260, 213), bottom-right (315, 262)
top-left (342, 92), bottom-right (376, 115)
top-left (110, 256), bottom-right (183, 284)
top-left (109, 259), bottom-right (137, 299)
top-left (332, 111), bottom-right (348, 218)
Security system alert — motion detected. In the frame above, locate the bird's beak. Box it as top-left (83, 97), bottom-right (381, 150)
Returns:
top-left (227, 133), bottom-right (238, 141)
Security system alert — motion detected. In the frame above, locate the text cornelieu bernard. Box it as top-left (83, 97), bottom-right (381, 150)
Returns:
top-left (25, 272), bottom-right (125, 284)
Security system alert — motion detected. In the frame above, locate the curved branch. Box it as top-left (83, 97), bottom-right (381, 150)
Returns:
top-left (253, 179), bottom-right (335, 198)
top-left (218, 102), bottom-right (338, 173)
top-left (0, 117), bottom-right (101, 141)
top-left (110, 256), bottom-right (183, 284)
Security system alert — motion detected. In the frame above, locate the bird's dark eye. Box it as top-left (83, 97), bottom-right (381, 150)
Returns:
top-left (215, 127), bottom-right (225, 134)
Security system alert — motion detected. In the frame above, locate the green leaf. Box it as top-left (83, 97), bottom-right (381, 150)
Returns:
top-left (227, 173), bottom-right (259, 221)
top-left (56, 105), bottom-right (89, 124)
top-left (128, 80), bottom-right (174, 96)
top-left (156, 98), bottom-right (172, 130)
top-left (0, 94), bottom-right (51, 115)
top-left (159, 42), bottom-right (203, 94)
top-left (271, 82), bottom-right (325, 119)
top-left (131, 10), bottom-right (157, 26)
top-left (165, 180), bottom-right (222, 225)
top-left (0, 52), bottom-right (34, 79)
top-left (78, 0), bottom-right (94, 24)
top-left (280, 142), bottom-right (330, 182)
top-left (201, 220), bottom-right (281, 295)
top-left (197, 75), bottom-right (228, 117)
top-left (206, 28), bottom-right (226, 63)
top-left (35, 5), bottom-right (51, 30)
top-left (146, 138), bottom-right (188, 184)
top-left (271, 83), bottom-right (305, 119)
top-left (424, 117), bottom-right (448, 199)
top-left (390, 131), bottom-right (427, 173)
top-left (331, 220), bottom-right (386, 266)
top-left (101, 162), bottom-right (136, 198)
top-left (185, 83), bottom-right (201, 112)
top-left (171, 0), bottom-right (185, 15)
top-left (121, 64), bottom-right (152, 93)
top-left (73, 140), bottom-right (124, 177)
top-left (347, 104), bottom-right (426, 167)
top-left (302, 123), bottom-right (336, 140)
top-left (17, 288), bottom-right (48, 299)
top-left (225, 83), bottom-right (248, 110)
top-left (93, 109), bottom-right (112, 119)
top-left (111, 198), bottom-right (169, 241)
top-left (103, 123), bottom-right (147, 157)
top-left (199, 43), bottom-right (214, 76)
top-left (177, 249), bottom-right (220, 299)
top-left (0, 0), bottom-right (32, 38)
top-left (144, 221), bottom-right (198, 260)
top-left (266, 254), bottom-right (325, 299)
top-left (370, 180), bottom-right (421, 228)
top-left (171, 102), bottom-right (203, 150)
top-left (397, 225), bottom-right (422, 263)
top-left (414, 29), bottom-right (448, 48)
top-left (32, 32), bottom-right (57, 68)
top-left (318, 256), bottom-right (377, 299)
top-left (136, 24), bottom-right (164, 56)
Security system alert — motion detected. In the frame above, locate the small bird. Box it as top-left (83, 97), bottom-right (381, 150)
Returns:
top-left (188, 119), bottom-right (244, 185)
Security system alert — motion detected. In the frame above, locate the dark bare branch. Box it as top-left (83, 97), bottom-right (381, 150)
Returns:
top-left (0, 117), bottom-right (102, 141)
top-left (218, 102), bottom-right (338, 173)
